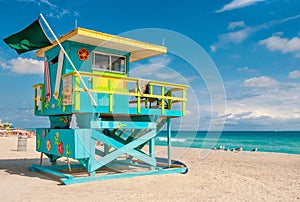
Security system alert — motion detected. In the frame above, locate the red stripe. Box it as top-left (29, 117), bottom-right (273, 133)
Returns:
top-left (44, 57), bottom-right (51, 101)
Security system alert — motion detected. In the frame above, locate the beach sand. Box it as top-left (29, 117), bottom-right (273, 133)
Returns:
top-left (0, 136), bottom-right (299, 202)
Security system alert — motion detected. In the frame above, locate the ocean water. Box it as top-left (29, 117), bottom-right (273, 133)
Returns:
top-left (156, 131), bottom-right (300, 155)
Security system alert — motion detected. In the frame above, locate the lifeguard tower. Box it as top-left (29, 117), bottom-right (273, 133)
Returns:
top-left (30, 27), bottom-right (188, 185)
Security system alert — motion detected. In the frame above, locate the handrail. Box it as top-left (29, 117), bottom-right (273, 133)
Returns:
top-left (73, 88), bottom-right (187, 101)
top-left (66, 71), bottom-right (188, 115)
top-left (34, 71), bottom-right (188, 116)
top-left (62, 71), bottom-right (189, 90)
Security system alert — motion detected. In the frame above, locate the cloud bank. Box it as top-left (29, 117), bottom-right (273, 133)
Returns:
top-left (211, 15), bottom-right (300, 52)
top-left (0, 57), bottom-right (43, 75)
top-left (222, 75), bottom-right (300, 130)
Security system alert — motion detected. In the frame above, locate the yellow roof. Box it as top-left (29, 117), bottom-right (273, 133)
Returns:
top-left (36, 27), bottom-right (167, 62)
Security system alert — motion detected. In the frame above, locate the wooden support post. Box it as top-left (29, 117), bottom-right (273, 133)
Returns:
top-left (108, 79), bottom-right (113, 112)
top-left (137, 84), bottom-right (141, 113)
top-left (34, 87), bottom-right (37, 115)
top-left (149, 84), bottom-right (153, 95)
top-left (161, 86), bottom-right (165, 114)
top-left (137, 96), bottom-right (141, 113)
top-left (104, 144), bottom-right (109, 155)
top-left (39, 152), bottom-right (43, 166)
top-left (41, 84), bottom-right (44, 114)
top-left (167, 90), bottom-right (172, 110)
top-left (167, 118), bottom-right (171, 167)
top-left (149, 130), bottom-right (155, 170)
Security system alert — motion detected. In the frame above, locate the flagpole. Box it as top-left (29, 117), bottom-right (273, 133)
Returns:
top-left (39, 13), bottom-right (97, 107)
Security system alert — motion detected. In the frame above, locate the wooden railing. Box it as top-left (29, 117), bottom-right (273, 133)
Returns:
top-left (33, 71), bottom-right (189, 116)
top-left (69, 71), bottom-right (188, 115)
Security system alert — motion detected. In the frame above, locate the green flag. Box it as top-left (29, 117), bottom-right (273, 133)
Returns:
top-left (3, 19), bottom-right (52, 54)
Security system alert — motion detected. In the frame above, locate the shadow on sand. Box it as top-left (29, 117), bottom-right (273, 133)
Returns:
top-left (0, 158), bottom-right (62, 184)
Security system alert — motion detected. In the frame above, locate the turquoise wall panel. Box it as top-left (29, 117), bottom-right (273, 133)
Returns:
top-left (112, 95), bottom-right (129, 113)
top-left (36, 128), bottom-right (76, 159)
top-left (36, 128), bottom-right (93, 159)
top-left (75, 129), bottom-right (94, 159)
top-left (65, 41), bottom-right (130, 73)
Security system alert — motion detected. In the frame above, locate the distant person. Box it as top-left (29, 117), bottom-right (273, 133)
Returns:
top-left (251, 148), bottom-right (258, 152)
top-left (234, 146), bottom-right (243, 152)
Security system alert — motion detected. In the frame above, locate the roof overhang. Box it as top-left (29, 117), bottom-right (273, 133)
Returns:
top-left (36, 27), bottom-right (167, 62)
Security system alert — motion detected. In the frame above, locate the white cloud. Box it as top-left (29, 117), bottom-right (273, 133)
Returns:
top-left (288, 70), bottom-right (300, 79)
top-left (220, 27), bottom-right (254, 44)
top-left (227, 21), bottom-right (246, 30)
top-left (155, 72), bottom-right (179, 80)
top-left (210, 45), bottom-right (216, 53)
top-left (48, 9), bottom-right (70, 19)
top-left (210, 26), bottom-right (255, 52)
top-left (259, 35), bottom-right (300, 56)
top-left (40, 0), bottom-right (57, 8)
top-left (237, 66), bottom-right (258, 74)
top-left (130, 56), bottom-right (170, 77)
top-left (1, 57), bottom-right (43, 75)
top-left (130, 55), bottom-right (200, 87)
top-left (216, 0), bottom-right (265, 13)
top-left (244, 76), bottom-right (279, 88)
top-left (211, 25), bottom-right (259, 52)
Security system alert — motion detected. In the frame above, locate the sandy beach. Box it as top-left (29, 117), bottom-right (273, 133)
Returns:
top-left (0, 136), bottom-right (299, 202)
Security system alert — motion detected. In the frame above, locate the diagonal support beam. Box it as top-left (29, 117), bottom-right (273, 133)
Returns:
top-left (91, 129), bottom-right (156, 171)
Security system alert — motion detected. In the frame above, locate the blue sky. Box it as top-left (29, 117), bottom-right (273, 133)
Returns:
top-left (0, 0), bottom-right (300, 131)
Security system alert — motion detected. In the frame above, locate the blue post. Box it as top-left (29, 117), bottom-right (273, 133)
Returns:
top-left (167, 118), bottom-right (171, 167)
top-left (149, 130), bottom-right (155, 170)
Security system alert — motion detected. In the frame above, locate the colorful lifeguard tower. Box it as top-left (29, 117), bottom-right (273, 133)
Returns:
top-left (30, 27), bottom-right (188, 185)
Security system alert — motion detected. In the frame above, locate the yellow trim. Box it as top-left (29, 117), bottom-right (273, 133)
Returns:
top-left (91, 71), bottom-right (128, 78)
top-left (74, 77), bottom-right (80, 110)
top-left (34, 86), bottom-right (37, 115)
top-left (77, 28), bottom-right (166, 52)
top-left (63, 71), bottom-right (188, 114)
top-left (137, 96), bottom-right (141, 113)
top-left (161, 87), bottom-right (165, 114)
top-left (167, 90), bottom-right (172, 110)
top-left (182, 90), bottom-right (186, 116)
top-left (108, 79), bottom-right (113, 112)
top-left (62, 71), bottom-right (189, 90)
top-left (73, 88), bottom-right (187, 101)
top-left (149, 84), bottom-right (153, 95)
top-left (36, 27), bottom-right (167, 62)
top-left (33, 83), bottom-right (44, 88)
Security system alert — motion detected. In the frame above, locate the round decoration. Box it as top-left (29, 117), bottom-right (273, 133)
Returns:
top-left (78, 48), bottom-right (89, 61)
top-left (42, 129), bottom-right (46, 138)
top-left (58, 142), bottom-right (64, 156)
top-left (46, 139), bottom-right (52, 152)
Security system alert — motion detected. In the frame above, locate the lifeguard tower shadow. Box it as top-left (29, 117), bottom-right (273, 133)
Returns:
top-left (0, 158), bottom-right (63, 183)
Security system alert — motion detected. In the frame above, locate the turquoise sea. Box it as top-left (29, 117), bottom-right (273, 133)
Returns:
top-left (156, 131), bottom-right (300, 155)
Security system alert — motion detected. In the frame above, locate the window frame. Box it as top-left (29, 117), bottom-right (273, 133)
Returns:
top-left (92, 51), bottom-right (126, 74)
